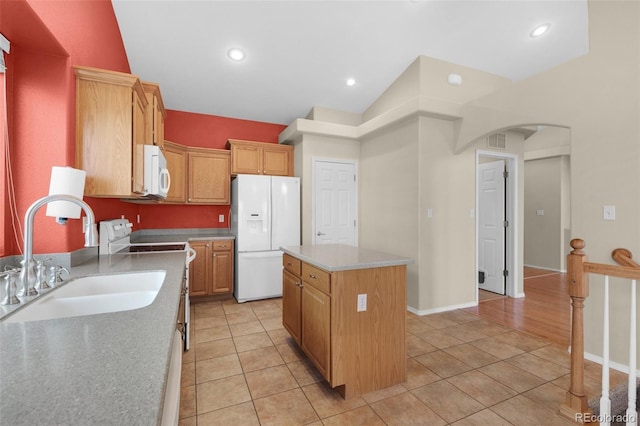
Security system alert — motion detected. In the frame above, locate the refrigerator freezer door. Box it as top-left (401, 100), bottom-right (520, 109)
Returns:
top-left (271, 176), bottom-right (301, 250)
top-left (235, 251), bottom-right (284, 302)
top-left (236, 175), bottom-right (271, 252)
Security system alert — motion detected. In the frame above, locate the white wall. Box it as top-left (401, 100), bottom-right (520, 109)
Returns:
top-left (282, 0), bottom-right (639, 367)
top-left (291, 134), bottom-right (360, 245)
top-left (451, 0), bottom-right (640, 365)
top-left (359, 121), bottom-right (420, 306)
top-left (524, 157), bottom-right (565, 271)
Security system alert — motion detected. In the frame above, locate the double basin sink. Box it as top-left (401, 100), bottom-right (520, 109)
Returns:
top-left (2, 270), bottom-right (166, 323)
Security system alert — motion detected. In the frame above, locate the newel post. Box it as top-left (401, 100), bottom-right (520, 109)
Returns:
top-left (561, 239), bottom-right (592, 421)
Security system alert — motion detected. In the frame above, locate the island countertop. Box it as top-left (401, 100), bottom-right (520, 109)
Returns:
top-left (0, 251), bottom-right (187, 426)
top-left (280, 244), bottom-right (414, 272)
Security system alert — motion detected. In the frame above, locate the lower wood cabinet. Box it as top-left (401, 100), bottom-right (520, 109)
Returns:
top-left (300, 280), bottom-right (331, 379)
top-left (282, 252), bottom-right (407, 399)
top-left (189, 239), bottom-right (234, 298)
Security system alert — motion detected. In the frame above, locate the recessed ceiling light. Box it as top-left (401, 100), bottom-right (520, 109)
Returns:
top-left (346, 78), bottom-right (356, 86)
top-left (530, 23), bottom-right (551, 38)
top-left (227, 48), bottom-right (245, 61)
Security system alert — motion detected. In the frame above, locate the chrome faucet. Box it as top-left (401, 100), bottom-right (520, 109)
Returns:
top-left (19, 194), bottom-right (98, 297)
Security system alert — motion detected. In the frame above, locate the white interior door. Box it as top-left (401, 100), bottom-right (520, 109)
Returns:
top-left (313, 159), bottom-right (357, 245)
top-left (478, 160), bottom-right (506, 295)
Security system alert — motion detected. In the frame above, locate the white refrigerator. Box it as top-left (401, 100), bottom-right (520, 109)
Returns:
top-left (231, 174), bottom-right (300, 302)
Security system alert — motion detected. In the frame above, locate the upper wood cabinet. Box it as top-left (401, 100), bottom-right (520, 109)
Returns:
top-left (75, 66), bottom-right (148, 197)
top-left (163, 141), bottom-right (187, 203)
top-left (141, 82), bottom-right (166, 150)
top-left (227, 139), bottom-right (293, 176)
top-left (188, 147), bottom-right (230, 204)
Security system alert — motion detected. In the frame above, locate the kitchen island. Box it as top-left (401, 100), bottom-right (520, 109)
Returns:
top-left (280, 244), bottom-right (413, 398)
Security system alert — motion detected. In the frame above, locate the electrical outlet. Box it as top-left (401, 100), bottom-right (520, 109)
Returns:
top-left (357, 294), bottom-right (367, 312)
top-left (536, 209), bottom-right (544, 216)
top-left (219, 214), bottom-right (225, 223)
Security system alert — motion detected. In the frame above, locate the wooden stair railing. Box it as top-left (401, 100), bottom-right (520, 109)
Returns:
top-left (561, 239), bottom-right (640, 424)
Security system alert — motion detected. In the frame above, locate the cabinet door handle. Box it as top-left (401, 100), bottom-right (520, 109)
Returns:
top-left (317, 232), bottom-right (326, 236)
top-left (309, 274), bottom-right (317, 279)
top-left (286, 262), bottom-right (292, 266)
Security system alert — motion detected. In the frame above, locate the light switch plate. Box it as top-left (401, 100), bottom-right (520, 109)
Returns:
top-left (357, 294), bottom-right (367, 312)
top-left (219, 214), bottom-right (225, 223)
top-left (604, 205), bottom-right (616, 221)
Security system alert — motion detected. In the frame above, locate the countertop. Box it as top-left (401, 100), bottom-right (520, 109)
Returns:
top-left (280, 244), bottom-right (414, 272)
top-left (0, 251), bottom-right (188, 425)
top-left (131, 228), bottom-right (235, 244)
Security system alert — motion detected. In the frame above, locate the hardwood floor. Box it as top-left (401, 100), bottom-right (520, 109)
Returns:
top-left (464, 267), bottom-right (571, 346)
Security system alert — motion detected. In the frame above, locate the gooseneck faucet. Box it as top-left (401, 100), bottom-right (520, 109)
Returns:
top-left (19, 194), bottom-right (98, 297)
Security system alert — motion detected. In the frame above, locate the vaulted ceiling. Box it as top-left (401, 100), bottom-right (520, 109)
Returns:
top-left (112, 0), bottom-right (589, 125)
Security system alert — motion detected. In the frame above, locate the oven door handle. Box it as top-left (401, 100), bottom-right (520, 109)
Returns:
top-left (187, 247), bottom-right (197, 264)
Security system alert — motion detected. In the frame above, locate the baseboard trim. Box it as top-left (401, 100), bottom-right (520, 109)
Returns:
top-left (583, 351), bottom-right (640, 376)
top-left (407, 301), bottom-right (478, 316)
top-left (524, 264), bottom-right (566, 273)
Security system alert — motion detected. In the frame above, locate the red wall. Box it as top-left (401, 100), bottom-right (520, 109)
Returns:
top-left (138, 110), bottom-right (286, 230)
top-left (1, 0), bottom-right (288, 256)
top-left (164, 109), bottom-right (286, 149)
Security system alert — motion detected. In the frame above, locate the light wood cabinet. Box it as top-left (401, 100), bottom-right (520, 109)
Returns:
top-left (282, 252), bottom-right (407, 399)
top-left (189, 239), bottom-right (234, 298)
top-left (227, 139), bottom-right (293, 176)
top-left (282, 269), bottom-right (302, 343)
top-left (189, 241), bottom-right (210, 297)
top-left (75, 66), bottom-right (148, 197)
top-left (188, 148), bottom-right (230, 204)
top-left (211, 240), bottom-right (233, 294)
top-left (163, 141), bottom-right (187, 203)
top-left (141, 81), bottom-right (166, 149)
top-left (301, 281), bottom-right (331, 378)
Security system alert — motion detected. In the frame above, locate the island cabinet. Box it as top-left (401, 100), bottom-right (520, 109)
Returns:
top-left (187, 147), bottom-right (230, 204)
top-left (227, 139), bottom-right (293, 176)
top-left (141, 81), bottom-right (166, 149)
top-left (189, 239), bottom-right (234, 298)
top-left (281, 245), bottom-right (413, 399)
top-left (75, 66), bottom-right (148, 197)
top-left (162, 141), bottom-right (187, 203)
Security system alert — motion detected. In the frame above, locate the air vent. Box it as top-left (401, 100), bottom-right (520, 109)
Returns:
top-left (487, 133), bottom-right (506, 150)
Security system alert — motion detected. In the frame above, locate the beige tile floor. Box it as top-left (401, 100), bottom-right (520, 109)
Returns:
top-left (179, 298), bottom-right (622, 425)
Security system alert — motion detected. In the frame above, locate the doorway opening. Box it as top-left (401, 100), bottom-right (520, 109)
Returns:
top-left (476, 150), bottom-right (519, 301)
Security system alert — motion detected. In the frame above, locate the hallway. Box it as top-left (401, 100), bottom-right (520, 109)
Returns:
top-left (464, 267), bottom-right (571, 346)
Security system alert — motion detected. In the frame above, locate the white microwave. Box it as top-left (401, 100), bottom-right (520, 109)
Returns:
top-left (144, 145), bottom-right (170, 199)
